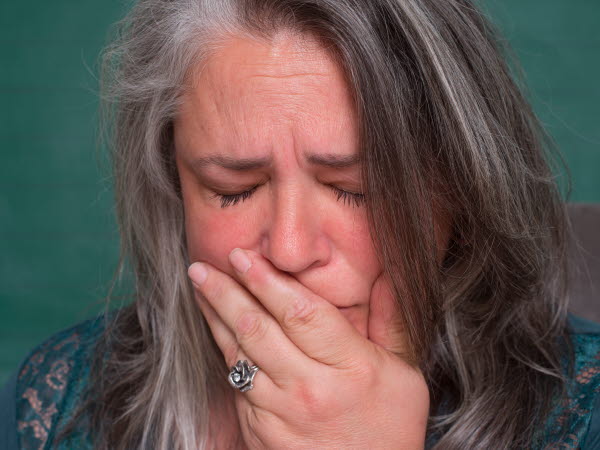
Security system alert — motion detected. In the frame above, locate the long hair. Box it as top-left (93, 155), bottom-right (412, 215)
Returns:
top-left (58, 0), bottom-right (574, 448)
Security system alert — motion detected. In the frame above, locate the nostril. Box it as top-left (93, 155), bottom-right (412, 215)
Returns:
top-left (261, 245), bottom-right (328, 275)
top-left (259, 211), bottom-right (331, 274)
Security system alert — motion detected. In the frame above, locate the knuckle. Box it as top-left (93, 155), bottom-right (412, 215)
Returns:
top-left (293, 379), bottom-right (332, 421)
top-left (234, 311), bottom-right (267, 343)
top-left (282, 296), bottom-right (318, 331)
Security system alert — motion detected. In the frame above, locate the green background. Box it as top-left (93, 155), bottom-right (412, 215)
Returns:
top-left (1, 0), bottom-right (599, 385)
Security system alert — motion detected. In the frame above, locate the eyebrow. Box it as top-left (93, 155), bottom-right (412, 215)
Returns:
top-left (191, 153), bottom-right (361, 171)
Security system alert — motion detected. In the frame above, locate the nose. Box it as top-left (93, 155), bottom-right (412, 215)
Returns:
top-left (260, 185), bottom-right (330, 274)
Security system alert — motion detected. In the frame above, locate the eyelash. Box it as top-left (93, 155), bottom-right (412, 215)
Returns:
top-left (211, 185), bottom-right (365, 208)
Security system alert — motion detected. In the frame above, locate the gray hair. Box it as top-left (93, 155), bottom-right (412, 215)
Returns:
top-left (58, 0), bottom-right (573, 448)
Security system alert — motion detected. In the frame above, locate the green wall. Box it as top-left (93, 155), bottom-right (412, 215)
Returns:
top-left (0, 1), bottom-right (128, 385)
top-left (1, 0), bottom-right (599, 384)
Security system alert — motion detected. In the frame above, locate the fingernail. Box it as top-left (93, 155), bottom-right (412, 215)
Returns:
top-left (188, 262), bottom-right (208, 285)
top-left (229, 248), bottom-right (252, 273)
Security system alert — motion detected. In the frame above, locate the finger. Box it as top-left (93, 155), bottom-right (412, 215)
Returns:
top-left (188, 262), bottom-right (311, 382)
top-left (194, 288), bottom-right (250, 366)
top-left (227, 248), bottom-right (372, 369)
top-left (367, 272), bottom-right (410, 357)
top-left (193, 287), bottom-right (282, 410)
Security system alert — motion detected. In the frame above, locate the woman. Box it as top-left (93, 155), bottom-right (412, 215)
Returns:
top-left (2, 0), bottom-right (599, 448)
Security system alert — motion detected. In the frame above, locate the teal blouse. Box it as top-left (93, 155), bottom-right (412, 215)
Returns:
top-left (1, 312), bottom-right (600, 449)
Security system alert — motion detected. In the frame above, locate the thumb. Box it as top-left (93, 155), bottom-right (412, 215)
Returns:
top-left (367, 273), bottom-right (410, 357)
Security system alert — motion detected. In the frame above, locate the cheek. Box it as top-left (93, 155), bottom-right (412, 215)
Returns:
top-left (322, 209), bottom-right (382, 297)
top-left (182, 171), bottom-right (381, 302)
top-left (184, 202), bottom-right (260, 274)
top-left (319, 211), bottom-right (381, 336)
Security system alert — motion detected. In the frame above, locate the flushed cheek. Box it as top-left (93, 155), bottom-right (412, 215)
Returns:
top-left (184, 195), bottom-right (380, 326)
top-left (324, 212), bottom-right (381, 292)
top-left (319, 213), bottom-right (382, 335)
top-left (185, 208), bottom-right (259, 274)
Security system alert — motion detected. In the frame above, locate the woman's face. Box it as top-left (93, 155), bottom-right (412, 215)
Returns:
top-left (174, 32), bottom-right (446, 338)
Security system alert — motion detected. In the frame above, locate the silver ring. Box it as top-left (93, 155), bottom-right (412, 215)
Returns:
top-left (228, 360), bottom-right (260, 392)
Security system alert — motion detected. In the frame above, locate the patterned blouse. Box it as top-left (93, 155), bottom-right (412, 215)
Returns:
top-left (1, 311), bottom-right (599, 449)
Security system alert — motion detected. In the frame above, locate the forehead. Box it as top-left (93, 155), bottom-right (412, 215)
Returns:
top-left (175, 31), bottom-right (358, 159)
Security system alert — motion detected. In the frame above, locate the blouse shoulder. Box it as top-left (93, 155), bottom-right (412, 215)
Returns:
top-left (537, 313), bottom-right (600, 449)
top-left (14, 312), bottom-right (112, 449)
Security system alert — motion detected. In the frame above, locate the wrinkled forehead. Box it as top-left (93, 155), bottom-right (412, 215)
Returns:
top-left (174, 31), bottom-right (359, 162)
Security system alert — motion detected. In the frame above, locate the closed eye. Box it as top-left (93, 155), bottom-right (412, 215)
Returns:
top-left (326, 185), bottom-right (365, 207)
top-left (210, 184), bottom-right (365, 208)
top-left (210, 185), bottom-right (260, 208)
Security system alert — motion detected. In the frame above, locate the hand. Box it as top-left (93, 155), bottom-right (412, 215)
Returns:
top-left (188, 248), bottom-right (429, 449)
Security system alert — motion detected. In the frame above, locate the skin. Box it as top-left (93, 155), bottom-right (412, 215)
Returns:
top-left (175, 31), bottom-right (447, 449)
top-left (175, 32), bottom-right (380, 338)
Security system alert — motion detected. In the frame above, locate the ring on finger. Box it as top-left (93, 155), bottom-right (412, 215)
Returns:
top-left (228, 360), bottom-right (260, 392)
